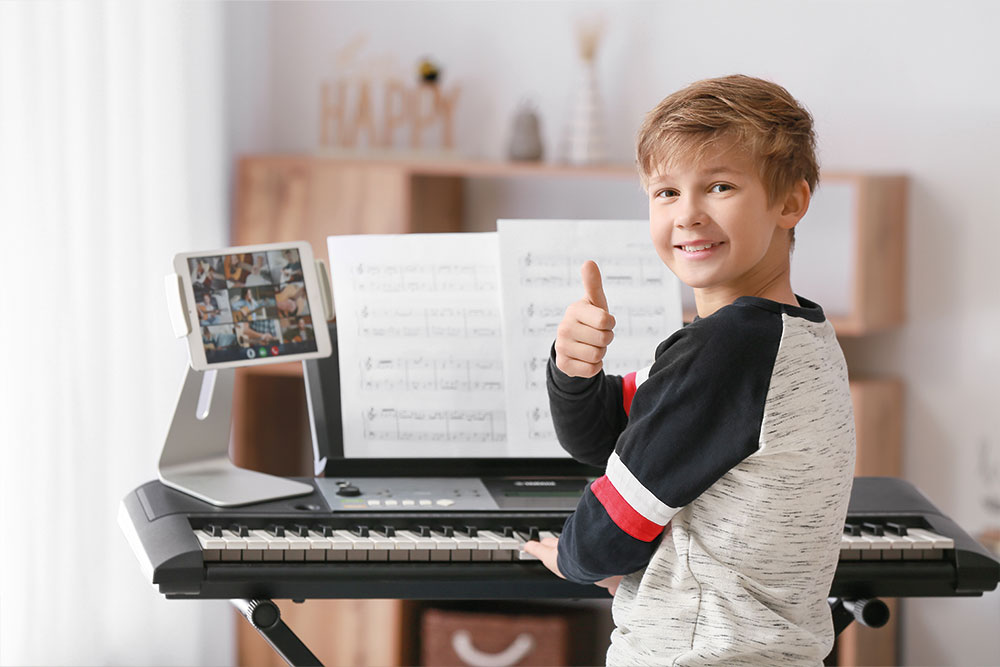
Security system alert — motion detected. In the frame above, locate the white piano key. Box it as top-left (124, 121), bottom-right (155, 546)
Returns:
top-left (908, 528), bottom-right (954, 550)
top-left (196, 530), bottom-right (224, 561)
top-left (839, 533), bottom-right (870, 561)
top-left (334, 530), bottom-right (374, 561)
top-left (283, 532), bottom-right (310, 561)
top-left (305, 531), bottom-right (333, 561)
top-left (244, 531), bottom-right (269, 550)
top-left (395, 530), bottom-right (432, 561)
top-left (480, 530), bottom-right (518, 561)
top-left (250, 529), bottom-right (289, 561)
top-left (219, 530), bottom-right (248, 561)
top-left (427, 531), bottom-right (458, 562)
top-left (858, 531), bottom-right (892, 560)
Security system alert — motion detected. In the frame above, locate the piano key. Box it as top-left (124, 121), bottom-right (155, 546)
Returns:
top-left (427, 531), bottom-right (459, 562)
top-left (366, 531), bottom-right (396, 561)
top-left (886, 522), bottom-right (908, 536)
top-left (250, 529), bottom-right (288, 561)
top-left (334, 529), bottom-right (374, 561)
top-left (325, 530), bottom-right (353, 561)
top-left (479, 530), bottom-right (518, 561)
top-left (858, 529), bottom-right (893, 560)
top-left (840, 532), bottom-right (871, 561)
top-left (395, 530), bottom-right (433, 560)
top-left (241, 529), bottom-right (268, 561)
top-left (196, 529), bottom-right (225, 561)
top-left (283, 531), bottom-right (311, 561)
top-left (219, 529), bottom-right (248, 562)
top-left (304, 530), bottom-right (333, 561)
top-left (908, 528), bottom-right (955, 550)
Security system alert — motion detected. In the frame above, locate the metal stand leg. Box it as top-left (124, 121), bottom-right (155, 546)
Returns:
top-left (232, 599), bottom-right (323, 667)
top-left (829, 597), bottom-right (890, 636)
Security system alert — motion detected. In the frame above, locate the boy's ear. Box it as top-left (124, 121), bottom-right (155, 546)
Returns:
top-left (777, 179), bottom-right (811, 229)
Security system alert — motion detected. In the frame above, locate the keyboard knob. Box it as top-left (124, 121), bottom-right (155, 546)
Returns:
top-left (337, 485), bottom-right (361, 497)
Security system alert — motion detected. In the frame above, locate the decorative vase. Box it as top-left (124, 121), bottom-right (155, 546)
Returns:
top-left (508, 102), bottom-right (544, 161)
top-left (564, 60), bottom-right (606, 165)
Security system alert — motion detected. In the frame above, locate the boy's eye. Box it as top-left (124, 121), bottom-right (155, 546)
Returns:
top-left (709, 183), bottom-right (734, 193)
top-left (655, 188), bottom-right (679, 199)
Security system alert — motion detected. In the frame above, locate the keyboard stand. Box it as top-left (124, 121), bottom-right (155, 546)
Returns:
top-left (829, 596), bottom-right (890, 636)
top-left (231, 599), bottom-right (322, 667)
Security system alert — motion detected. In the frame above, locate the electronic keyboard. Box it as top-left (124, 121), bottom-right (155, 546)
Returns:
top-left (120, 475), bottom-right (998, 602)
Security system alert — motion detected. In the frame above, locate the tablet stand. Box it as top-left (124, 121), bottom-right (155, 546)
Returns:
top-left (158, 362), bottom-right (314, 507)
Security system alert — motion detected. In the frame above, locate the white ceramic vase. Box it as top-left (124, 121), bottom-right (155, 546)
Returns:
top-left (565, 61), bottom-right (606, 165)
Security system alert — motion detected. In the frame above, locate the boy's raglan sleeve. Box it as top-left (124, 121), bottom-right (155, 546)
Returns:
top-left (556, 311), bottom-right (783, 584)
top-left (546, 344), bottom-right (629, 468)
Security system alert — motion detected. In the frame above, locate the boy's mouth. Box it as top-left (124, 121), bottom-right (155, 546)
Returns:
top-left (675, 241), bottom-right (723, 254)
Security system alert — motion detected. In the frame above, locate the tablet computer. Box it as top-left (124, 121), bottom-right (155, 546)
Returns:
top-left (173, 242), bottom-right (332, 370)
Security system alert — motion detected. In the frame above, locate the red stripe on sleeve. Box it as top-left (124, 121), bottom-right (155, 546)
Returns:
top-left (590, 475), bottom-right (663, 542)
top-left (622, 372), bottom-right (637, 416)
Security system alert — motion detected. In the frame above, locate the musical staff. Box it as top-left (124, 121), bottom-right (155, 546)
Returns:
top-left (360, 356), bottom-right (504, 392)
top-left (351, 262), bottom-right (497, 294)
top-left (355, 305), bottom-right (501, 339)
top-left (362, 408), bottom-right (506, 442)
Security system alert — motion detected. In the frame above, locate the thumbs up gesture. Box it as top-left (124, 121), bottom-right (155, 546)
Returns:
top-left (555, 261), bottom-right (616, 378)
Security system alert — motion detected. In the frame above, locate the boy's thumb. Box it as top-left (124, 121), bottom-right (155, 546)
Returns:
top-left (581, 261), bottom-right (609, 312)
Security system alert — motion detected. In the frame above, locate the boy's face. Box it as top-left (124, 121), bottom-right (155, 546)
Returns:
top-left (646, 145), bottom-right (798, 299)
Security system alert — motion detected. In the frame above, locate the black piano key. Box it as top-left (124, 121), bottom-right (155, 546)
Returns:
top-left (381, 525), bottom-right (396, 537)
top-left (354, 525), bottom-right (370, 537)
top-left (268, 524), bottom-right (285, 537)
top-left (439, 526), bottom-right (453, 537)
top-left (319, 525), bottom-right (335, 537)
top-left (844, 523), bottom-right (862, 536)
top-left (205, 524), bottom-right (223, 538)
top-left (501, 526), bottom-right (515, 538)
top-left (294, 524), bottom-right (310, 538)
top-left (886, 522), bottom-right (909, 536)
top-left (527, 526), bottom-right (540, 542)
top-left (230, 524), bottom-right (249, 538)
top-left (463, 525), bottom-right (478, 537)
top-left (862, 522), bottom-right (884, 536)
top-left (417, 525), bottom-right (431, 538)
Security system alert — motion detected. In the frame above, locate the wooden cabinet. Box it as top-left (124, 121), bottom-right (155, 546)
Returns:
top-left (229, 156), bottom-right (906, 666)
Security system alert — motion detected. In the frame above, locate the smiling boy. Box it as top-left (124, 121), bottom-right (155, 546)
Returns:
top-left (524, 75), bottom-right (856, 664)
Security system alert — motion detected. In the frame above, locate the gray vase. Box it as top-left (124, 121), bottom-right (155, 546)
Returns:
top-left (508, 105), bottom-right (544, 161)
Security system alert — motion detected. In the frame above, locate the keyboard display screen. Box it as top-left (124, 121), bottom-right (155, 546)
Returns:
top-left (188, 249), bottom-right (318, 365)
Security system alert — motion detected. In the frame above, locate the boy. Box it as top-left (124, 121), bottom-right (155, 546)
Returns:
top-left (523, 75), bottom-right (856, 665)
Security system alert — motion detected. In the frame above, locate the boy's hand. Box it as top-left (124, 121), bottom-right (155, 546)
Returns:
top-left (523, 537), bottom-right (565, 579)
top-left (555, 261), bottom-right (616, 378)
top-left (523, 537), bottom-right (622, 597)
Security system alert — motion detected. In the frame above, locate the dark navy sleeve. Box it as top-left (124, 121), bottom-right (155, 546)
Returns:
top-left (546, 344), bottom-right (629, 468)
top-left (555, 306), bottom-right (784, 584)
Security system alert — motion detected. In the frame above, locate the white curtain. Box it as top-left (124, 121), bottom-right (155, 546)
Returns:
top-left (0, 2), bottom-right (233, 664)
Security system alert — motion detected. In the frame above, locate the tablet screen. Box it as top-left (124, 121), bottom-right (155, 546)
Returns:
top-left (187, 248), bottom-right (318, 365)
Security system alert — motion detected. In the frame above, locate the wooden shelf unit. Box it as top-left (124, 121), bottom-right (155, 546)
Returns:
top-left (230, 156), bottom-right (907, 667)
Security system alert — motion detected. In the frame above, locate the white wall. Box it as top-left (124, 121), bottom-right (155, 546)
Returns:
top-left (224, 1), bottom-right (1000, 663)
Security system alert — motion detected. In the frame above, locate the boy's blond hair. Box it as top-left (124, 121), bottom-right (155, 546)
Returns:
top-left (636, 74), bottom-right (819, 208)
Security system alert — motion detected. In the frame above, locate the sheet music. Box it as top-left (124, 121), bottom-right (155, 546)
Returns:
top-left (328, 234), bottom-right (508, 457)
top-left (497, 219), bottom-right (683, 457)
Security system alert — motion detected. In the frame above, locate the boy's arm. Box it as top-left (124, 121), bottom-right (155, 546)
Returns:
top-left (547, 260), bottom-right (624, 466)
top-left (547, 346), bottom-right (628, 467)
top-left (555, 311), bottom-right (784, 584)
